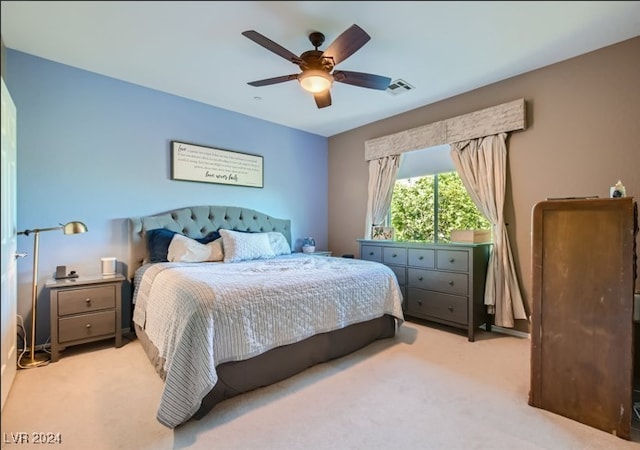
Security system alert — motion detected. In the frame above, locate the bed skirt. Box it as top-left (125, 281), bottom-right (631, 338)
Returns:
top-left (135, 314), bottom-right (397, 423)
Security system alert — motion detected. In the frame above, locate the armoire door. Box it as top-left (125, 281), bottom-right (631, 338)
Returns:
top-left (530, 197), bottom-right (636, 440)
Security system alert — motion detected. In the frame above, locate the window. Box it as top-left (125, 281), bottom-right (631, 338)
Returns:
top-left (390, 145), bottom-right (490, 243)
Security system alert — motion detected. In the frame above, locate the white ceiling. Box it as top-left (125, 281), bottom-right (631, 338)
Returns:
top-left (2, 1), bottom-right (639, 137)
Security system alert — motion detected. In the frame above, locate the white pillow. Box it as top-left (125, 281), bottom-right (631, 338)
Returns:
top-left (207, 239), bottom-right (224, 262)
top-left (268, 232), bottom-right (291, 256)
top-left (167, 234), bottom-right (224, 262)
top-left (219, 229), bottom-right (276, 263)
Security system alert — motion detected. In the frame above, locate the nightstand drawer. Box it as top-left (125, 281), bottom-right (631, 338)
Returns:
top-left (57, 285), bottom-right (116, 316)
top-left (58, 310), bottom-right (116, 343)
top-left (408, 268), bottom-right (468, 296)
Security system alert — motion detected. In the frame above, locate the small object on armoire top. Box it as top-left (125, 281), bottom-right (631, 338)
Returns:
top-left (610, 180), bottom-right (626, 198)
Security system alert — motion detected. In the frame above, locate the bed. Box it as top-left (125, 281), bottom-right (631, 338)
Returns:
top-left (128, 205), bottom-right (404, 428)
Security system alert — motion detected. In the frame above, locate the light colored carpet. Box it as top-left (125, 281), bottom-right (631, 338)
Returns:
top-left (1, 321), bottom-right (638, 450)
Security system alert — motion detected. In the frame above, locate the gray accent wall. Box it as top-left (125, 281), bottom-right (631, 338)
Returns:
top-left (328, 36), bottom-right (640, 334)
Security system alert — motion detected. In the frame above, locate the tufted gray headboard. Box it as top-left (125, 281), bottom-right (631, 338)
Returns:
top-left (128, 205), bottom-right (291, 279)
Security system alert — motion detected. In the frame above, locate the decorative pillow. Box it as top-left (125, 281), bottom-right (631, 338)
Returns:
top-left (219, 229), bottom-right (276, 263)
top-left (206, 239), bottom-right (224, 262)
top-left (268, 232), bottom-right (291, 256)
top-left (167, 234), bottom-right (224, 262)
top-left (146, 228), bottom-right (222, 263)
top-left (198, 230), bottom-right (221, 244)
top-left (146, 228), bottom-right (178, 263)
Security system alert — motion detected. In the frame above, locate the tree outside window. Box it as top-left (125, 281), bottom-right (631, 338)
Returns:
top-left (390, 171), bottom-right (490, 243)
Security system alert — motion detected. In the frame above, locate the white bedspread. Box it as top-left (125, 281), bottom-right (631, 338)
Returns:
top-left (132, 253), bottom-right (404, 428)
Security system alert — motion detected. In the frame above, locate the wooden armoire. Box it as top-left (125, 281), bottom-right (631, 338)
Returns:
top-left (530, 197), bottom-right (638, 439)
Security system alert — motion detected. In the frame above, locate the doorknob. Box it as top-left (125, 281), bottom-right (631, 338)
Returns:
top-left (15, 252), bottom-right (27, 259)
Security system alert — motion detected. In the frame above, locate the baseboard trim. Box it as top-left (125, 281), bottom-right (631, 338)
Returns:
top-left (490, 325), bottom-right (530, 339)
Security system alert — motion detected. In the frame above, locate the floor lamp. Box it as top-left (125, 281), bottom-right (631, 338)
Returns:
top-left (17, 221), bottom-right (88, 368)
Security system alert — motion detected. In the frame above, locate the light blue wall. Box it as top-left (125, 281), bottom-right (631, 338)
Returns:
top-left (6, 50), bottom-right (328, 345)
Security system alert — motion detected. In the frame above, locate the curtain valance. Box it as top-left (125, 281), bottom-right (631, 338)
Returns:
top-left (364, 98), bottom-right (526, 161)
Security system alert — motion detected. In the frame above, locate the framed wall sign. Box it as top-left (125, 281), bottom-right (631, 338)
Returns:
top-left (171, 141), bottom-right (264, 188)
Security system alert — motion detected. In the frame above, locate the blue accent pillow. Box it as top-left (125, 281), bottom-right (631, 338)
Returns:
top-left (146, 229), bottom-right (178, 263)
top-left (198, 230), bottom-right (221, 244)
top-left (146, 229), bottom-right (222, 263)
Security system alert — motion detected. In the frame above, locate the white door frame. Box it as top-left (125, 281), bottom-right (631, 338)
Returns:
top-left (1, 76), bottom-right (19, 410)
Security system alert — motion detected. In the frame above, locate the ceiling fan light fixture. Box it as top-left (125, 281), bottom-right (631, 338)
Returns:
top-left (299, 70), bottom-right (333, 93)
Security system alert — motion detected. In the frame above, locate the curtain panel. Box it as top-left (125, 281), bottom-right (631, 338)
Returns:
top-left (450, 133), bottom-right (527, 328)
top-left (364, 155), bottom-right (400, 239)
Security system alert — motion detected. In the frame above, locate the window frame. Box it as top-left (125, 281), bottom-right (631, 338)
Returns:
top-left (390, 150), bottom-right (489, 243)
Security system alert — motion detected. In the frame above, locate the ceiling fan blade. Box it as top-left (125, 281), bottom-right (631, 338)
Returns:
top-left (248, 74), bottom-right (299, 87)
top-left (314, 90), bottom-right (332, 109)
top-left (322, 24), bottom-right (371, 66)
top-left (333, 70), bottom-right (391, 90)
top-left (242, 30), bottom-right (303, 65)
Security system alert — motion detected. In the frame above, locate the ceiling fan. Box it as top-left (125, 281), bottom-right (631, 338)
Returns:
top-left (242, 24), bottom-right (392, 109)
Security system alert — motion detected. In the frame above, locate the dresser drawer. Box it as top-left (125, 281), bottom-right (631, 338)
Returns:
top-left (383, 247), bottom-right (407, 265)
top-left (387, 264), bottom-right (406, 285)
top-left (408, 248), bottom-right (435, 268)
top-left (408, 288), bottom-right (468, 325)
top-left (58, 310), bottom-right (116, 343)
top-left (436, 250), bottom-right (469, 272)
top-left (57, 285), bottom-right (116, 316)
top-left (361, 245), bottom-right (382, 262)
top-left (408, 268), bottom-right (468, 296)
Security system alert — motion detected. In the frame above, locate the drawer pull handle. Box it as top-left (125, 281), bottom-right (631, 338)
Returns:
top-left (418, 256), bottom-right (424, 260)
top-left (369, 252), bottom-right (374, 256)
top-left (449, 258), bottom-right (455, 263)
top-left (85, 323), bottom-right (92, 329)
top-left (418, 276), bottom-right (423, 281)
top-left (448, 306), bottom-right (454, 312)
top-left (448, 280), bottom-right (454, 286)
top-left (417, 300), bottom-right (423, 306)
top-left (85, 298), bottom-right (92, 304)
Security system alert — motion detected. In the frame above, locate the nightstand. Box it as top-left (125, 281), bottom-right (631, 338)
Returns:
top-left (301, 251), bottom-right (332, 257)
top-left (46, 273), bottom-right (124, 362)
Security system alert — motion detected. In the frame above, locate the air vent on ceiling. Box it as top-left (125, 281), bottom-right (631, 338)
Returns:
top-left (386, 79), bottom-right (414, 96)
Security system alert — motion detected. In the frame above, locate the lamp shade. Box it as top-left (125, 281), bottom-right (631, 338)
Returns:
top-left (62, 221), bottom-right (88, 235)
top-left (299, 70), bottom-right (333, 93)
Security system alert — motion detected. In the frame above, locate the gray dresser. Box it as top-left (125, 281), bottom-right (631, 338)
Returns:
top-left (358, 239), bottom-right (491, 341)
